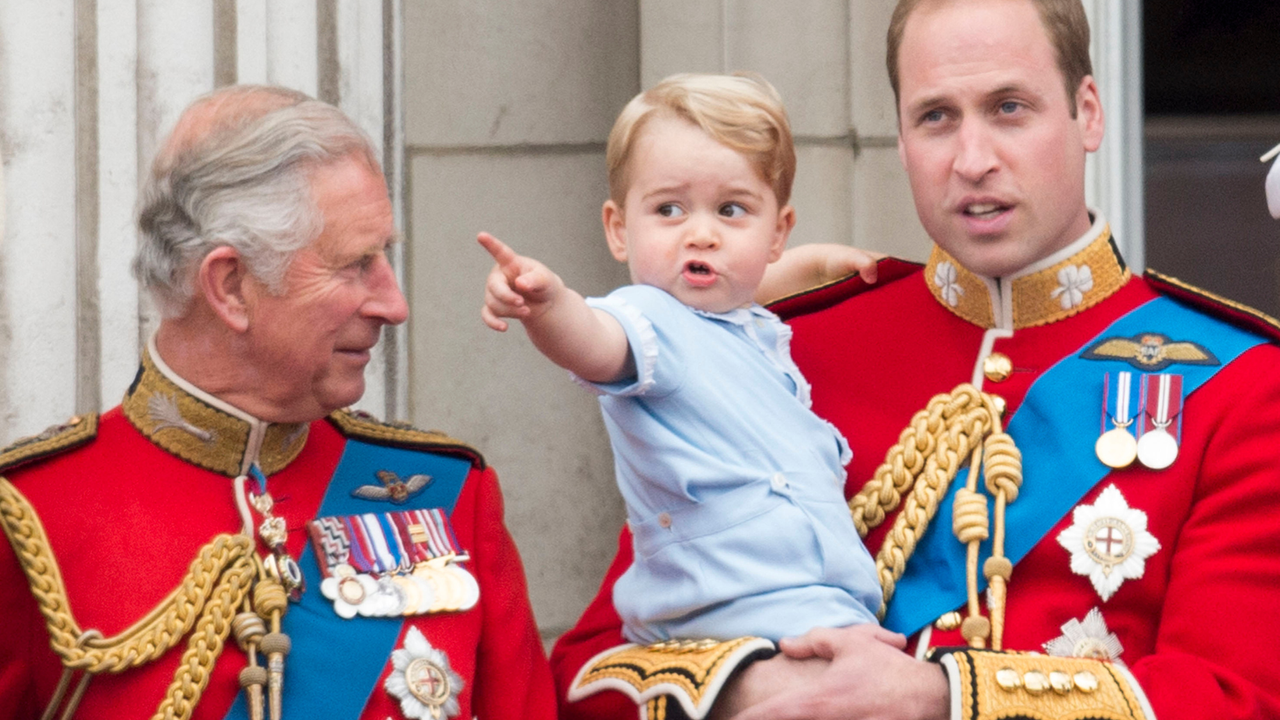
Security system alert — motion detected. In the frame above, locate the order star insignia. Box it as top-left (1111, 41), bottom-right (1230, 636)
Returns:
top-left (1057, 485), bottom-right (1161, 601)
top-left (1043, 608), bottom-right (1124, 662)
top-left (385, 627), bottom-right (464, 719)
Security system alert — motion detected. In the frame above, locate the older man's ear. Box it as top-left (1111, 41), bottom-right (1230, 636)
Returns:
top-left (198, 245), bottom-right (253, 332)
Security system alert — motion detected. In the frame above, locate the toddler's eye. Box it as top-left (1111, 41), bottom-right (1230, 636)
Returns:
top-left (657, 203), bottom-right (684, 218)
top-left (719, 203), bottom-right (746, 218)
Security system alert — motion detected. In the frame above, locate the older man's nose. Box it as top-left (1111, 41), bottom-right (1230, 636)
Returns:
top-left (365, 254), bottom-right (409, 325)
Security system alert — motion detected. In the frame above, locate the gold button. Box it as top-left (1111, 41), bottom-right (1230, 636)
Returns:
top-left (934, 611), bottom-right (962, 631)
top-left (1049, 671), bottom-right (1072, 695)
top-left (1073, 671), bottom-right (1099, 693)
top-left (995, 668), bottom-right (1021, 691)
top-left (991, 395), bottom-right (1007, 416)
top-left (1022, 670), bottom-right (1050, 694)
top-left (68, 415), bottom-right (82, 425)
top-left (983, 353), bottom-right (1013, 382)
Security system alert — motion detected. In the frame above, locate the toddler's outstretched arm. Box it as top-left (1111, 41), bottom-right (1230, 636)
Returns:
top-left (479, 232), bottom-right (633, 383)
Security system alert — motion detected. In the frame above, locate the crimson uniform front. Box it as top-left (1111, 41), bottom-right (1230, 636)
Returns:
top-left (0, 347), bottom-right (555, 720)
top-left (551, 221), bottom-right (1280, 720)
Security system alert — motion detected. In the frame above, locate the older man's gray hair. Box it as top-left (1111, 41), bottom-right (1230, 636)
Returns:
top-left (134, 85), bottom-right (381, 318)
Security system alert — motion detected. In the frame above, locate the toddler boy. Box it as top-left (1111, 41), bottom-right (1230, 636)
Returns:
top-left (479, 73), bottom-right (881, 643)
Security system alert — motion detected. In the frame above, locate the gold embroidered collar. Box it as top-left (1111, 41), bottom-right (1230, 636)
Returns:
top-left (923, 215), bottom-right (1130, 329)
top-left (122, 339), bottom-right (309, 477)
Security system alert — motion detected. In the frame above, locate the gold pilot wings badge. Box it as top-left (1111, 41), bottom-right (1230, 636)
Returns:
top-left (351, 469), bottom-right (433, 504)
top-left (1081, 332), bottom-right (1219, 371)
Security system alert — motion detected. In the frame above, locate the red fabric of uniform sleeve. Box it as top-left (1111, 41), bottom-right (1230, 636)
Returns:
top-left (0, 523), bottom-right (46, 720)
top-left (466, 466), bottom-right (558, 720)
top-left (1128, 345), bottom-right (1280, 719)
top-left (549, 525), bottom-right (639, 720)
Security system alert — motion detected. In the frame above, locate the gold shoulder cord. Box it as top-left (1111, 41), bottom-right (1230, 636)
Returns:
top-left (0, 477), bottom-right (261, 720)
top-left (849, 384), bottom-right (1023, 650)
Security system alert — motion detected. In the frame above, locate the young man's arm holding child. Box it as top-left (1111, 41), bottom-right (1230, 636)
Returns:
top-left (479, 231), bottom-right (634, 384)
top-left (754, 243), bottom-right (881, 305)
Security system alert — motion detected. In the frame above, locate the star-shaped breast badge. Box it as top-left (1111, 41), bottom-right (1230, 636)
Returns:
top-left (1057, 485), bottom-right (1161, 601)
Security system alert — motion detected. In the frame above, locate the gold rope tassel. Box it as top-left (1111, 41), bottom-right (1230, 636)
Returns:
top-left (0, 478), bottom-right (257, 720)
top-left (253, 577), bottom-right (291, 720)
top-left (980, 432), bottom-right (1022, 650)
top-left (846, 385), bottom-right (1023, 649)
top-left (233, 605), bottom-right (268, 720)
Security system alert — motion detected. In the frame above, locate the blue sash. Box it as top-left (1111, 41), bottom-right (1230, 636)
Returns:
top-left (225, 440), bottom-right (472, 720)
top-left (882, 296), bottom-right (1268, 635)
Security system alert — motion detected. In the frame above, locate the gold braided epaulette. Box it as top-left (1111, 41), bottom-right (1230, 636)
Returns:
top-left (568, 638), bottom-right (777, 720)
top-left (938, 648), bottom-right (1154, 720)
top-left (0, 414), bottom-right (99, 474)
top-left (1146, 269), bottom-right (1280, 343)
top-left (328, 409), bottom-right (485, 469)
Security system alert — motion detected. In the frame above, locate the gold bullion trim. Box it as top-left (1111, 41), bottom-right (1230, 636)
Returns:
top-left (568, 637), bottom-right (777, 720)
top-left (945, 649), bottom-right (1152, 720)
top-left (645, 695), bottom-right (669, 720)
top-left (122, 349), bottom-right (308, 477)
top-left (925, 225), bottom-right (1130, 330)
top-left (328, 409), bottom-right (485, 468)
top-left (0, 414), bottom-right (98, 473)
top-left (1146, 269), bottom-right (1280, 338)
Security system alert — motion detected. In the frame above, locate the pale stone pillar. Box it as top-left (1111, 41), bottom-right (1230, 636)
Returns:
top-left (401, 0), bottom-right (638, 640)
top-left (1084, 0), bottom-right (1145, 271)
top-left (0, 0), bottom-right (80, 440)
top-left (0, 2), bottom-right (400, 444)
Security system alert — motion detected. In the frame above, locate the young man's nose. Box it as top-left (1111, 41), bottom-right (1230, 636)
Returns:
top-left (952, 120), bottom-right (1000, 183)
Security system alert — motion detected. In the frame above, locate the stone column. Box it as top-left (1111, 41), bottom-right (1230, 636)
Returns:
top-left (0, 1), bottom-right (400, 444)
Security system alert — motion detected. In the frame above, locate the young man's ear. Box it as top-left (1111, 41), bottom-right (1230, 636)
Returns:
top-left (602, 200), bottom-right (628, 263)
top-left (769, 205), bottom-right (797, 263)
top-left (198, 246), bottom-right (253, 332)
top-left (1076, 75), bottom-right (1105, 153)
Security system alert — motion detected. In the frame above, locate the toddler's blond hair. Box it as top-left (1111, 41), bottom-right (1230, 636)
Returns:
top-left (606, 73), bottom-right (796, 207)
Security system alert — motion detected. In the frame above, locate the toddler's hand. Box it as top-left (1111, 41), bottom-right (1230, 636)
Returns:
top-left (478, 232), bottom-right (563, 331)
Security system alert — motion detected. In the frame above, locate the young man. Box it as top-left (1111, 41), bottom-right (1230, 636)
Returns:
top-left (551, 1), bottom-right (1280, 719)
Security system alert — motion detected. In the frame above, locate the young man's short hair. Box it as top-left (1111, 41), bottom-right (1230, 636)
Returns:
top-left (886, 0), bottom-right (1093, 117)
top-left (606, 73), bottom-right (796, 207)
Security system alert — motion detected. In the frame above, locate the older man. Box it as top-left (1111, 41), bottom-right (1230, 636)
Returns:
top-left (551, 1), bottom-right (1280, 719)
top-left (0, 86), bottom-right (555, 720)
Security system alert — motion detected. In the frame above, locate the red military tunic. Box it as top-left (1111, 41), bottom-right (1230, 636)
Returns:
top-left (0, 345), bottom-right (556, 720)
top-left (551, 219), bottom-right (1280, 719)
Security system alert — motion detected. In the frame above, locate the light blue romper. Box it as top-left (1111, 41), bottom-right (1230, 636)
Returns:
top-left (583, 285), bottom-right (881, 643)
